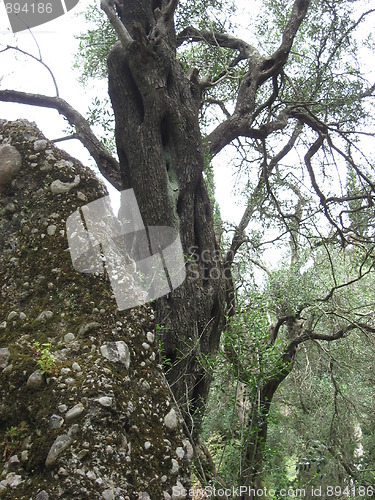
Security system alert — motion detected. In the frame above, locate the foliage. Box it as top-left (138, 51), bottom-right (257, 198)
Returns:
top-left (1, 422), bottom-right (28, 460)
top-left (32, 342), bottom-right (57, 375)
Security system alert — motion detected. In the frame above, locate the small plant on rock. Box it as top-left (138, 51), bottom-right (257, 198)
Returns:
top-left (32, 342), bottom-right (57, 375)
top-left (1, 422), bottom-right (28, 459)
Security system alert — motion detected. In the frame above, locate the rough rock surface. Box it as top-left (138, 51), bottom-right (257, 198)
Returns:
top-left (0, 120), bottom-right (190, 499)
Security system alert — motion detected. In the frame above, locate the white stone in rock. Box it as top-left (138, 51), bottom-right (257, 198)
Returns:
top-left (36, 310), bottom-right (53, 321)
top-left (164, 409), bottom-right (178, 431)
top-left (172, 481), bottom-right (187, 500)
top-left (170, 458), bottom-right (179, 475)
top-left (50, 175), bottom-right (80, 194)
top-left (100, 341), bottom-right (130, 369)
top-left (102, 489), bottom-right (114, 500)
top-left (144, 441), bottom-right (151, 450)
top-left (49, 414), bottom-right (64, 429)
top-left (34, 139), bottom-right (47, 151)
top-left (45, 434), bottom-right (72, 467)
top-left (0, 145), bottom-right (22, 190)
top-left (72, 362), bottom-right (81, 371)
top-left (65, 403), bottom-right (84, 421)
top-left (64, 333), bottom-right (75, 343)
top-left (176, 447), bottom-right (185, 459)
top-left (35, 490), bottom-right (49, 500)
top-left (146, 332), bottom-right (155, 343)
top-left (0, 348), bottom-right (10, 369)
top-left (86, 470), bottom-right (96, 480)
top-left (182, 439), bottom-right (194, 461)
top-left (47, 225), bottom-right (57, 236)
top-left (97, 396), bottom-right (113, 408)
top-left (7, 311), bottom-right (18, 321)
top-left (26, 370), bottom-right (44, 389)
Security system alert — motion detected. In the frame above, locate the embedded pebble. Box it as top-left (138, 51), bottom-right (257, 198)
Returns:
top-left (4, 203), bottom-right (16, 213)
top-left (72, 362), bottom-right (81, 372)
top-left (64, 333), bottom-right (75, 343)
top-left (50, 175), bottom-right (80, 194)
top-left (0, 144), bottom-right (22, 190)
top-left (102, 489), bottom-right (114, 500)
top-left (0, 348), bottom-right (10, 369)
top-left (36, 310), bottom-right (53, 321)
top-left (26, 370), bottom-right (44, 389)
top-left (97, 396), bottom-right (113, 408)
top-left (170, 458), bottom-right (179, 474)
top-left (100, 341), bottom-right (130, 369)
top-left (34, 139), bottom-right (47, 151)
top-left (35, 490), bottom-right (49, 500)
top-left (49, 414), bottom-right (64, 429)
top-left (146, 332), bottom-right (155, 343)
top-left (45, 434), bottom-right (72, 467)
top-left (7, 311), bottom-right (18, 321)
top-left (47, 225), bottom-right (57, 236)
top-left (164, 408), bottom-right (178, 431)
top-left (65, 403), bottom-right (84, 421)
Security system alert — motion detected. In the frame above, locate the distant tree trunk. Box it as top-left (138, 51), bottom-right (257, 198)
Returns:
top-left (106, 0), bottom-right (226, 433)
top-left (240, 341), bottom-right (298, 497)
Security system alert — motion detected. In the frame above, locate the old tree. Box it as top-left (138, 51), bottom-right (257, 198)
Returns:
top-left (1, 0), bottom-right (375, 495)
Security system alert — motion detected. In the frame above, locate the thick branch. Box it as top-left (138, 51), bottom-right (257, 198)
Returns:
top-left (262, 0), bottom-right (311, 81)
top-left (176, 26), bottom-right (261, 62)
top-left (100, 0), bottom-right (133, 49)
top-left (0, 90), bottom-right (123, 190)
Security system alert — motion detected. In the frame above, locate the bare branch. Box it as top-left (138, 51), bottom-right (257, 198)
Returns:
top-left (100, 0), bottom-right (133, 50)
top-left (2, 45), bottom-right (59, 96)
top-left (224, 123), bottom-right (303, 267)
top-left (0, 89), bottom-right (123, 190)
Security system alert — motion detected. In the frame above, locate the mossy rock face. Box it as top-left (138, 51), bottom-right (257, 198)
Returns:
top-left (0, 120), bottom-right (191, 499)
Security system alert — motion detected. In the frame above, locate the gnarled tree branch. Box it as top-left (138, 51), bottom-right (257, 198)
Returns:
top-left (0, 89), bottom-right (123, 190)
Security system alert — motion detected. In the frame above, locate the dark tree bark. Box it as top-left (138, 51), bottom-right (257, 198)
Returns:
top-left (105, 0), bottom-right (226, 432)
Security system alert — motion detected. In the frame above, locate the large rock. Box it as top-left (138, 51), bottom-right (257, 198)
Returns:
top-left (0, 144), bottom-right (22, 191)
top-left (0, 120), bottom-right (191, 499)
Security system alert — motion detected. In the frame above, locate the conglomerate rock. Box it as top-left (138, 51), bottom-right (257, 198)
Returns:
top-left (0, 120), bottom-right (191, 499)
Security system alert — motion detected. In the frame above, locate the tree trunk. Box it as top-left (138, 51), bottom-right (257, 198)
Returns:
top-left (106, 0), bottom-right (226, 433)
top-left (240, 349), bottom-right (297, 497)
